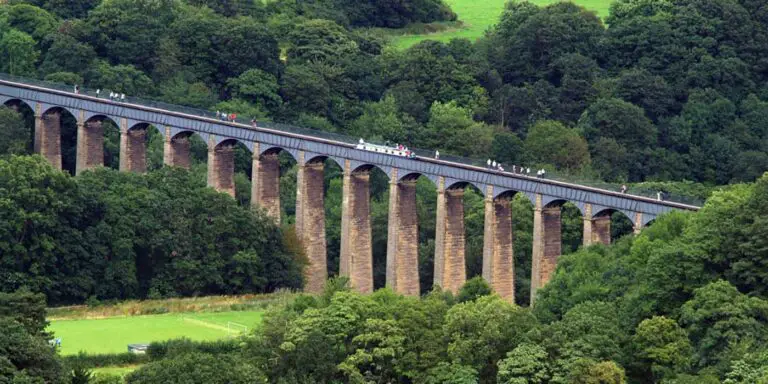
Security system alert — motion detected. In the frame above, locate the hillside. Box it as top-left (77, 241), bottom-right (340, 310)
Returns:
top-left (393, 0), bottom-right (614, 48)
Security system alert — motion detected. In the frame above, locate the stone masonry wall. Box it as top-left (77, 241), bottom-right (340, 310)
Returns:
top-left (394, 180), bottom-right (420, 296)
top-left (301, 160), bottom-right (327, 293)
top-left (40, 110), bottom-right (61, 170)
top-left (256, 152), bottom-right (281, 223)
top-left (539, 206), bottom-right (562, 287)
top-left (348, 170), bottom-right (373, 293)
top-left (491, 198), bottom-right (514, 302)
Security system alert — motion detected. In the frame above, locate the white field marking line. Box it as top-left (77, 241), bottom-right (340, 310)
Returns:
top-left (180, 317), bottom-right (230, 333)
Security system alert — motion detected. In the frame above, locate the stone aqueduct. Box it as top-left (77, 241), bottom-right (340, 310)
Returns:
top-left (0, 78), bottom-right (699, 304)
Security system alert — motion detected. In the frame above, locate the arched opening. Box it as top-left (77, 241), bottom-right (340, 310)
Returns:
top-left (456, 182), bottom-right (485, 281)
top-left (357, 165), bottom-right (390, 290)
top-left (1, 99), bottom-right (34, 155)
top-left (561, 202), bottom-right (584, 254)
top-left (510, 193), bottom-right (535, 306)
top-left (592, 209), bottom-right (635, 243)
top-left (42, 106), bottom-right (78, 174)
top-left (317, 157), bottom-right (344, 280)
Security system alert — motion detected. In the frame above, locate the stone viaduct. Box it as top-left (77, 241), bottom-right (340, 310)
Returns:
top-left (0, 78), bottom-right (700, 304)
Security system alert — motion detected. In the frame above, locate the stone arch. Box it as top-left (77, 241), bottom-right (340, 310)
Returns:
top-left (84, 114), bottom-right (119, 127)
top-left (2, 97), bottom-right (35, 112)
top-left (446, 180), bottom-right (483, 193)
top-left (306, 154), bottom-right (343, 169)
top-left (352, 163), bottom-right (391, 180)
top-left (259, 145), bottom-right (298, 162)
top-left (592, 207), bottom-right (631, 222)
top-left (398, 172), bottom-right (438, 188)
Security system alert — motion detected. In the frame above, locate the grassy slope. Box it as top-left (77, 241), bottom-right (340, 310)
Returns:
top-left (49, 310), bottom-right (264, 355)
top-left (393, 0), bottom-right (613, 49)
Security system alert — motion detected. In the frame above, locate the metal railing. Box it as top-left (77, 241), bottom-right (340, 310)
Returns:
top-left (0, 72), bottom-right (703, 207)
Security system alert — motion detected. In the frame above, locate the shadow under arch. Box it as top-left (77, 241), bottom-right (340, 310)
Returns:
top-left (592, 208), bottom-right (635, 243)
top-left (2, 98), bottom-right (35, 155)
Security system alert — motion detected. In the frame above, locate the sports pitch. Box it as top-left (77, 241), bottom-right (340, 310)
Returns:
top-left (394, 0), bottom-right (613, 49)
top-left (48, 310), bottom-right (263, 355)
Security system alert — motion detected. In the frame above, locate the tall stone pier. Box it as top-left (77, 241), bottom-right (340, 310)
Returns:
top-left (340, 161), bottom-right (373, 293)
top-left (296, 152), bottom-right (328, 293)
top-left (434, 177), bottom-right (466, 294)
top-left (251, 147), bottom-right (281, 223)
top-left (76, 117), bottom-right (104, 175)
top-left (206, 137), bottom-right (235, 197)
top-left (163, 128), bottom-right (191, 169)
top-left (34, 105), bottom-right (62, 170)
top-left (482, 187), bottom-right (515, 303)
top-left (530, 194), bottom-right (562, 305)
top-left (386, 170), bottom-right (420, 296)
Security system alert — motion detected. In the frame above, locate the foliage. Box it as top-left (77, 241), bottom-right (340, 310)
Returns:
top-left (125, 352), bottom-right (266, 384)
top-left (0, 156), bottom-right (303, 305)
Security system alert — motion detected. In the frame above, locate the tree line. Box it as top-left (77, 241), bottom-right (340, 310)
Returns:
top-left (117, 172), bottom-right (768, 384)
top-left (0, 155), bottom-right (305, 306)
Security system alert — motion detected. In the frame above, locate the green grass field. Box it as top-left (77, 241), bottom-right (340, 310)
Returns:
top-left (393, 0), bottom-right (613, 49)
top-left (49, 310), bottom-right (263, 355)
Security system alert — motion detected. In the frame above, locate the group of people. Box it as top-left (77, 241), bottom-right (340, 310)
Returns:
top-left (74, 85), bottom-right (126, 102)
top-left (216, 111), bottom-right (237, 122)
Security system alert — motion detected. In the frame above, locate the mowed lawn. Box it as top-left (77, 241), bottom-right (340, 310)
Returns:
top-left (394, 0), bottom-right (613, 49)
top-left (49, 310), bottom-right (263, 355)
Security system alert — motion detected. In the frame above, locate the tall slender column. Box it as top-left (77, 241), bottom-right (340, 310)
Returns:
top-left (339, 162), bottom-right (373, 293)
top-left (633, 212), bottom-right (643, 235)
top-left (582, 203), bottom-right (593, 247)
top-left (33, 104), bottom-right (42, 155)
top-left (386, 170), bottom-right (420, 296)
top-left (119, 119), bottom-right (147, 173)
top-left (252, 149), bottom-right (281, 223)
top-left (206, 136), bottom-right (235, 197)
top-left (296, 152), bottom-right (327, 293)
top-left (531, 194), bottom-right (562, 305)
top-left (35, 107), bottom-right (62, 170)
top-left (434, 179), bottom-right (466, 294)
top-left (76, 117), bottom-right (103, 175)
top-left (483, 186), bottom-right (515, 303)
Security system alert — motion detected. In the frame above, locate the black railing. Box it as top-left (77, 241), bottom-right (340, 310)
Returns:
top-left (0, 72), bottom-right (703, 207)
